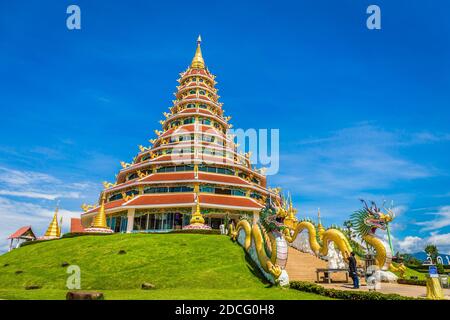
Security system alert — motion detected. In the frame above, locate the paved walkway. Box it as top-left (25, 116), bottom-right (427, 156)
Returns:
top-left (319, 281), bottom-right (450, 299)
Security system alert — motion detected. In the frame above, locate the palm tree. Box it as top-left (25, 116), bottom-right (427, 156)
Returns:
top-left (424, 244), bottom-right (439, 263)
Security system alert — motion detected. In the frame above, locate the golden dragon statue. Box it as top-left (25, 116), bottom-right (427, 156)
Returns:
top-left (229, 194), bottom-right (289, 284)
top-left (350, 200), bottom-right (406, 274)
top-left (283, 198), bottom-right (405, 275)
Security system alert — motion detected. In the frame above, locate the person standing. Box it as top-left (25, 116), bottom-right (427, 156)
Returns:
top-left (348, 252), bottom-right (359, 289)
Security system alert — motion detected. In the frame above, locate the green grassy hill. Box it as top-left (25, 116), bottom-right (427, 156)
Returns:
top-left (0, 233), bottom-right (328, 300)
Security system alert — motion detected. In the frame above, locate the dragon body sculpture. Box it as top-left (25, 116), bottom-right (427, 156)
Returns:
top-left (283, 219), bottom-right (353, 265)
top-left (229, 197), bottom-right (289, 284)
top-left (229, 192), bottom-right (405, 285)
top-left (351, 200), bottom-right (406, 274)
top-left (283, 199), bottom-right (405, 276)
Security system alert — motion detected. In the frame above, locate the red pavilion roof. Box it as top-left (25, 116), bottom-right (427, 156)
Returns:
top-left (7, 226), bottom-right (36, 240)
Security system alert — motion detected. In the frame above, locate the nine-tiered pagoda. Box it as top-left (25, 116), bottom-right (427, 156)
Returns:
top-left (81, 36), bottom-right (278, 232)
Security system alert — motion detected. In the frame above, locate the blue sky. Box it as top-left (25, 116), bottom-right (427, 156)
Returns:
top-left (0, 0), bottom-right (449, 254)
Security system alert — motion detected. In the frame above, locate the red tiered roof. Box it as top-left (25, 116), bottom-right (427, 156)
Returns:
top-left (198, 173), bottom-right (250, 186)
top-left (125, 194), bottom-right (195, 206)
top-left (199, 194), bottom-right (263, 209)
top-left (85, 199), bottom-right (126, 214)
top-left (140, 172), bottom-right (195, 183)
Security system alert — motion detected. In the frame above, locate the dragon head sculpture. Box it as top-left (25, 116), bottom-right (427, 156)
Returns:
top-left (260, 194), bottom-right (288, 232)
top-left (351, 199), bottom-right (395, 236)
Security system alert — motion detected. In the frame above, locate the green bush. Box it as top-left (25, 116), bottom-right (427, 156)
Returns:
top-left (397, 278), bottom-right (426, 286)
top-left (290, 281), bottom-right (414, 300)
top-left (169, 229), bottom-right (221, 235)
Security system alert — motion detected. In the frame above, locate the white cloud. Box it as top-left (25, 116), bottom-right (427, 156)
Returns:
top-left (272, 124), bottom-right (433, 197)
top-left (0, 190), bottom-right (81, 200)
top-left (416, 206), bottom-right (450, 231)
top-left (0, 166), bottom-right (101, 253)
top-left (395, 233), bottom-right (450, 255)
top-left (397, 236), bottom-right (425, 253)
top-left (0, 167), bottom-right (59, 186)
top-left (0, 197), bottom-right (81, 253)
top-left (0, 167), bottom-right (96, 201)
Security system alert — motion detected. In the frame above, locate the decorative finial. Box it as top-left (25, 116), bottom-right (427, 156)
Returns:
top-left (191, 35), bottom-right (205, 69)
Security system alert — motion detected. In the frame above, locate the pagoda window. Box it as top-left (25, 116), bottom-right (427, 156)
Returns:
top-left (199, 78), bottom-right (204, 82)
top-left (200, 185), bottom-right (214, 193)
top-left (215, 188), bottom-right (231, 195)
top-left (202, 135), bottom-right (214, 143)
top-left (250, 192), bottom-right (262, 200)
top-left (217, 167), bottom-right (228, 175)
top-left (200, 118), bottom-right (211, 125)
top-left (238, 172), bottom-right (249, 179)
top-left (183, 117), bottom-right (194, 124)
top-left (144, 186), bottom-right (168, 194)
top-left (186, 103), bottom-right (195, 108)
top-left (202, 148), bottom-right (213, 156)
top-left (199, 90), bottom-right (206, 95)
top-left (251, 177), bottom-right (260, 184)
top-left (191, 77), bottom-right (197, 81)
top-left (156, 167), bottom-right (170, 173)
top-left (189, 90), bottom-right (196, 95)
top-left (232, 189), bottom-right (246, 197)
top-left (127, 173), bottom-right (138, 181)
top-left (175, 165), bottom-right (194, 172)
top-left (109, 193), bottom-right (123, 201)
top-left (126, 189), bottom-right (139, 196)
top-left (199, 104), bottom-right (207, 109)
top-left (169, 186), bottom-right (182, 193)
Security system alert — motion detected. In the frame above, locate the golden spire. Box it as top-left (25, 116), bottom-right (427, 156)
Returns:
top-left (190, 35), bottom-right (205, 69)
top-left (190, 192), bottom-right (205, 224)
top-left (317, 208), bottom-right (325, 240)
top-left (91, 193), bottom-right (108, 229)
top-left (44, 205), bottom-right (61, 238)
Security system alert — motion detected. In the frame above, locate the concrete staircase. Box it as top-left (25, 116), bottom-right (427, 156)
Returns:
top-left (285, 247), bottom-right (349, 283)
top-left (285, 246), bottom-right (327, 282)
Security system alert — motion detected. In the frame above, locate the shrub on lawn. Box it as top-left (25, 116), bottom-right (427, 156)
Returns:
top-left (397, 278), bottom-right (427, 286)
top-left (170, 229), bottom-right (221, 235)
top-left (290, 281), bottom-right (413, 300)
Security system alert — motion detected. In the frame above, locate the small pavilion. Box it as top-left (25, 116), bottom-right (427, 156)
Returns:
top-left (7, 226), bottom-right (36, 251)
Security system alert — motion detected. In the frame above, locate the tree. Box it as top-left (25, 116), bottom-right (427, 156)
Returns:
top-left (343, 220), bottom-right (354, 240)
top-left (424, 244), bottom-right (439, 263)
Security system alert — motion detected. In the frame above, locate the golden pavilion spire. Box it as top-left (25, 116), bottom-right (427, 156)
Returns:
top-left (190, 35), bottom-right (205, 69)
top-left (44, 205), bottom-right (61, 238)
top-left (317, 208), bottom-right (325, 239)
top-left (91, 193), bottom-right (108, 229)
